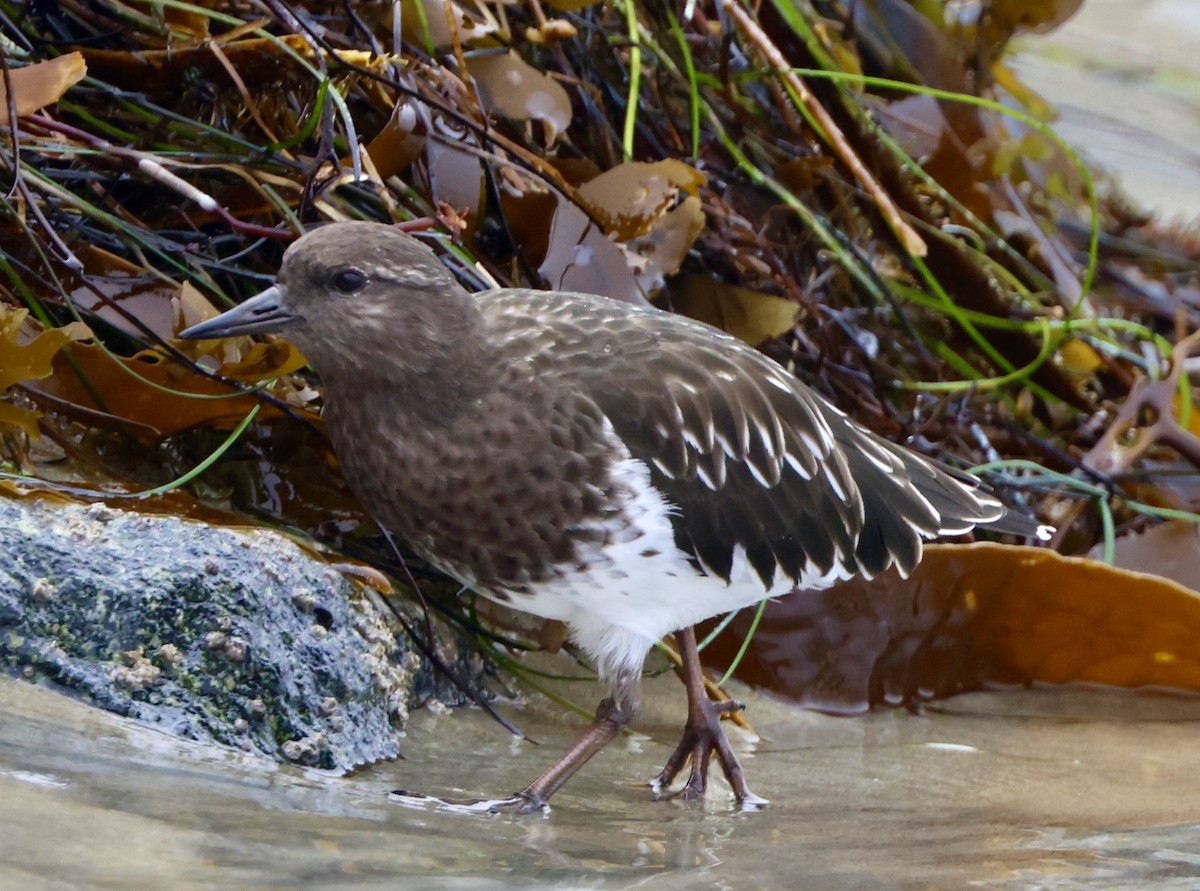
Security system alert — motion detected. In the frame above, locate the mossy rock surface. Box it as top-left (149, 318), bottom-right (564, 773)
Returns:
top-left (0, 496), bottom-right (439, 774)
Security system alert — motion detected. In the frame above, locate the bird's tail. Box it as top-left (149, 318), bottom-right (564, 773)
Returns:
top-left (822, 405), bottom-right (1052, 579)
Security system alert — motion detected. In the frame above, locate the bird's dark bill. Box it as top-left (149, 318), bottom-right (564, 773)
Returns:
top-left (179, 286), bottom-right (300, 339)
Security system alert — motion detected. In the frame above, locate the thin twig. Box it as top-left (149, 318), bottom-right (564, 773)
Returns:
top-left (720, 0), bottom-right (927, 257)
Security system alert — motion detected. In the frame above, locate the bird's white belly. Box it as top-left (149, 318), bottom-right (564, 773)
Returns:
top-left (498, 444), bottom-right (849, 682)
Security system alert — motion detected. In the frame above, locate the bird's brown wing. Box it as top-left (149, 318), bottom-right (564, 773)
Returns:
top-left (482, 289), bottom-right (1012, 587)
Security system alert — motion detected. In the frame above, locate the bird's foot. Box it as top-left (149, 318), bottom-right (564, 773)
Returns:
top-left (389, 789), bottom-right (550, 816)
top-left (650, 697), bottom-right (769, 809)
top-left (388, 693), bottom-right (633, 817)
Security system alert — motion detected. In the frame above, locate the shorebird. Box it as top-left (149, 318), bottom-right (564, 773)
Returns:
top-left (182, 222), bottom-right (1043, 812)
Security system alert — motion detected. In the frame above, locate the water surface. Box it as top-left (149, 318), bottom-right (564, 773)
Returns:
top-left (5, 671), bottom-right (1200, 889)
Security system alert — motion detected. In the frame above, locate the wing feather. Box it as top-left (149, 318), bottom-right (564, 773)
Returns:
top-left (481, 288), bottom-right (1036, 589)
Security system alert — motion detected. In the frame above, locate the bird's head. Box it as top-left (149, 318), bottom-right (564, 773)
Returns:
top-left (181, 222), bottom-right (480, 385)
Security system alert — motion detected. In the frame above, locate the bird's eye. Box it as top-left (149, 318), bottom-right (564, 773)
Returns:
top-left (330, 268), bottom-right (367, 294)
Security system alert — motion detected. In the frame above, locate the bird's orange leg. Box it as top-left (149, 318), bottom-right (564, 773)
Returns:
top-left (652, 626), bottom-right (768, 807)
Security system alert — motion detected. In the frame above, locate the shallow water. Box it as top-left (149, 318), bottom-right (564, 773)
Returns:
top-left (5, 669), bottom-right (1200, 890)
top-left (1012, 0), bottom-right (1200, 219)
